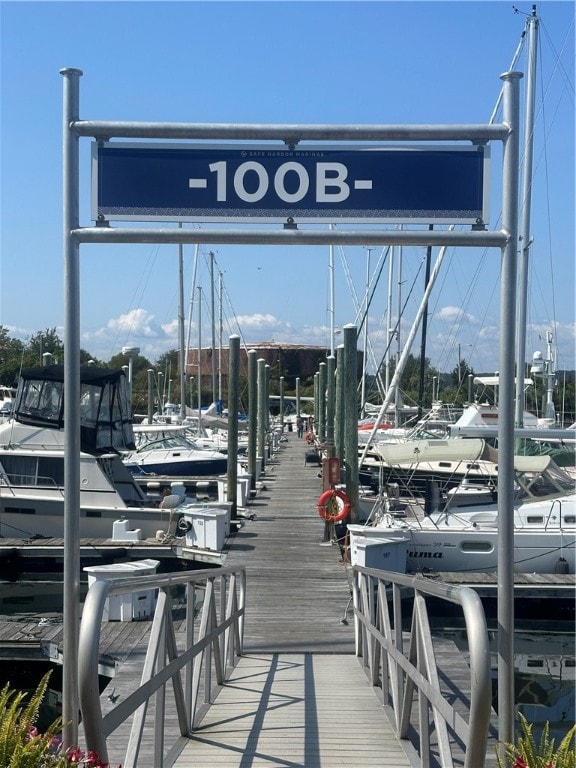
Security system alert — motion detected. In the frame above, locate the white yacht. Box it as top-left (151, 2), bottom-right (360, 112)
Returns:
top-left (0, 365), bottom-right (214, 540)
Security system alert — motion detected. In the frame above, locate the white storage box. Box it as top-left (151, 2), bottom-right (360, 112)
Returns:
top-left (217, 475), bottom-right (250, 507)
top-left (352, 537), bottom-right (408, 573)
top-left (182, 509), bottom-right (227, 551)
top-left (205, 502), bottom-right (232, 537)
top-left (84, 559), bottom-right (159, 621)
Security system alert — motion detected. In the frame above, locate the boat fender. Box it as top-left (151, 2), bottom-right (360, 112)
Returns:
top-left (317, 488), bottom-right (351, 523)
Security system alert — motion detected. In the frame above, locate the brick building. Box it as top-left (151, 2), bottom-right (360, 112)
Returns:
top-left (185, 342), bottom-right (362, 389)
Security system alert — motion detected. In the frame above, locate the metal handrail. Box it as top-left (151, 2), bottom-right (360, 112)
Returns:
top-left (352, 565), bottom-right (492, 768)
top-left (78, 565), bottom-right (246, 767)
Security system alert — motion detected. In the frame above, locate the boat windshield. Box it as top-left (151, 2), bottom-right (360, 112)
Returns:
top-left (138, 435), bottom-right (198, 452)
top-left (406, 421), bottom-right (451, 441)
top-left (515, 460), bottom-right (575, 499)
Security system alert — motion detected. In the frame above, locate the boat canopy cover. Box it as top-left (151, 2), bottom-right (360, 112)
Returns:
top-left (375, 438), bottom-right (487, 465)
top-left (14, 365), bottom-right (135, 454)
top-left (473, 376), bottom-right (533, 388)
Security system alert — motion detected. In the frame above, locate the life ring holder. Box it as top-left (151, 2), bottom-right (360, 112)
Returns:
top-left (317, 488), bottom-right (351, 523)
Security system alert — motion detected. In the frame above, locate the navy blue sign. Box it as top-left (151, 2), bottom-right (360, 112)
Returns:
top-left (93, 143), bottom-right (489, 224)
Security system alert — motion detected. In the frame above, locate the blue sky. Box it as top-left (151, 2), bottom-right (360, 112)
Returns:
top-left (1, 0), bottom-right (574, 377)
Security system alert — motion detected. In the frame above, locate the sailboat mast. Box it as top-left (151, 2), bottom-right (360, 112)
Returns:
top-left (197, 285), bottom-right (203, 432)
top-left (418, 226), bottom-right (433, 416)
top-left (178, 225), bottom-right (186, 422)
top-left (395, 237), bottom-right (403, 427)
top-left (218, 271), bottom-right (223, 403)
top-left (385, 245), bottom-right (394, 395)
top-left (515, 6), bottom-right (539, 426)
top-left (359, 239), bottom-right (451, 465)
top-left (544, 332), bottom-right (556, 420)
top-left (329, 224), bottom-right (335, 356)
top-left (185, 243), bottom-right (200, 410)
top-left (361, 247), bottom-right (371, 418)
top-left (210, 251), bottom-right (216, 403)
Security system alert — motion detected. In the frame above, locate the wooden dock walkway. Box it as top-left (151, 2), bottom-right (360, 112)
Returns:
top-left (173, 653), bottom-right (412, 767)
top-left (168, 432), bottom-right (413, 767)
top-left (224, 435), bottom-right (356, 653)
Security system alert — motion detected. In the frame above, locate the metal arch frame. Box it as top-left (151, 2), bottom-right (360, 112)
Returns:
top-left (61, 67), bottom-right (521, 749)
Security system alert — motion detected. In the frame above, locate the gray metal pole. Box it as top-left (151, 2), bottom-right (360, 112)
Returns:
top-left (295, 377), bottom-right (301, 427)
top-left (227, 335), bottom-right (240, 519)
top-left (197, 286), bottom-right (202, 428)
top-left (325, 355), bottom-right (336, 446)
top-left (257, 358), bottom-right (266, 469)
top-left (75, 226), bottom-right (506, 249)
top-left (498, 69), bottom-right (522, 747)
top-left (210, 251), bottom-right (216, 403)
top-left (343, 325), bottom-right (359, 524)
top-left (318, 362), bottom-right (326, 443)
top-left (265, 364), bottom-right (271, 433)
top-left (247, 350), bottom-right (257, 489)
top-left (61, 66), bottom-right (82, 749)
top-left (514, 10), bottom-right (538, 427)
top-left (178, 229), bottom-right (187, 422)
top-left (279, 376), bottom-right (285, 432)
top-left (313, 372), bottom-right (319, 433)
top-left (334, 345), bottom-right (345, 464)
top-left (73, 118), bottom-right (508, 143)
top-left (157, 371), bottom-right (164, 415)
top-left (147, 368), bottom-right (154, 424)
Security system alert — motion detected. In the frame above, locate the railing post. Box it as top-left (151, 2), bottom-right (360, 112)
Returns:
top-left (352, 566), bottom-right (492, 766)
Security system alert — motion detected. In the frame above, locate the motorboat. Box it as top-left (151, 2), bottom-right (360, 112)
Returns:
top-left (348, 454), bottom-right (576, 574)
top-left (0, 365), bottom-right (221, 540)
top-left (123, 429), bottom-right (227, 478)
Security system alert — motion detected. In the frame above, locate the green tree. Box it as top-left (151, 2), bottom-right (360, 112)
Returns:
top-left (0, 326), bottom-right (25, 387)
top-left (26, 328), bottom-right (64, 366)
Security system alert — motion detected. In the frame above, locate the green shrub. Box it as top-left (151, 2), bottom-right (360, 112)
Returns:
top-left (0, 672), bottom-right (117, 767)
top-left (497, 713), bottom-right (576, 768)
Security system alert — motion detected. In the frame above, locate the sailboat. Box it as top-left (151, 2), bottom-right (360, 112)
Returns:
top-left (347, 452), bottom-right (575, 574)
top-left (347, 7), bottom-right (576, 574)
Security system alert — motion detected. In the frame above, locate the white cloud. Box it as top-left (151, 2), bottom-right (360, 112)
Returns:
top-left (435, 305), bottom-right (477, 324)
top-left (103, 308), bottom-right (161, 338)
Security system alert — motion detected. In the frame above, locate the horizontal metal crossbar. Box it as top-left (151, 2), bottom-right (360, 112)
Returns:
top-left (72, 119), bottom-right (509, 142)
top-left (72, 226), bottom-right (508, 248)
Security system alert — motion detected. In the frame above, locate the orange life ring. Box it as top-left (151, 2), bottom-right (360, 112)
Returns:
top-left (317, 488), bottom-right (351, 523)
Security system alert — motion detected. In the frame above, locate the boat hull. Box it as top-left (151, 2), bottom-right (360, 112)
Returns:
top-left (347, 523), bottom-right (576, 574)
top-left (125, 456), bottom-right (227, 478)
